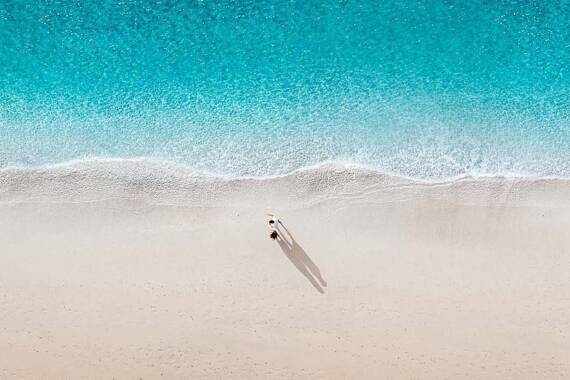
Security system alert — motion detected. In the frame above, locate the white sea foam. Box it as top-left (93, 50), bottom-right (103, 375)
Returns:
top-left (1, 157), bottom-right (568, 183)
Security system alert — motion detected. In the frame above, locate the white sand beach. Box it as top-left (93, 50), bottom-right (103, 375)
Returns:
top-left (1, 164), bottom-right (569, 379)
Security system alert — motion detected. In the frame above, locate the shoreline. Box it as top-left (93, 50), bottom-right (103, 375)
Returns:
top-left (2, 159), bottom-right (569, 208)
top-left (2, 157), bottom-right (570, 183)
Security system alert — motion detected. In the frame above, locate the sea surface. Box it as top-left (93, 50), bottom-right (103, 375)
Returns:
top-left (1, 0), bottom-right (569, 179)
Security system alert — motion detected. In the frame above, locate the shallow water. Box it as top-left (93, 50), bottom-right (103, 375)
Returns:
top-left (1, 1), bottom-right (568, 178)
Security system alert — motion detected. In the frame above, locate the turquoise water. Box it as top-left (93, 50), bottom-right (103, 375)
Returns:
top-left (1, 0), bottom-right (569, 178)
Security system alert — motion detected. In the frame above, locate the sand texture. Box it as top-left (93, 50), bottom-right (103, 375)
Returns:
top-left (1, 163), bottom-right (569, 379)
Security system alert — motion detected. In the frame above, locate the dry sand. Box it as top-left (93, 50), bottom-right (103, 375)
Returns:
top-left (1, 164), bottom-right (569, 379)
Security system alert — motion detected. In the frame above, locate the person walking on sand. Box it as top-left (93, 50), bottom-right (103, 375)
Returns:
top-left (267, 214), bottom-right (281, 240)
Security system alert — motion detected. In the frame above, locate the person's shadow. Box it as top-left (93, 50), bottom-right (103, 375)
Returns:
top-left (274, 223), bottom-right (327, 294)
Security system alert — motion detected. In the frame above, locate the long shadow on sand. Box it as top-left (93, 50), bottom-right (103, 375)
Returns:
top-left (275, 223), bottom-right (327, 294)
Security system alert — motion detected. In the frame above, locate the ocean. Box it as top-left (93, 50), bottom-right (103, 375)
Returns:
top-left (1, 0), bottom-right (569, 179)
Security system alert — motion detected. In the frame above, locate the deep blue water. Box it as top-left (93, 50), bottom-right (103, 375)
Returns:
top-left (1, 0), bottom-right (569, 177)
